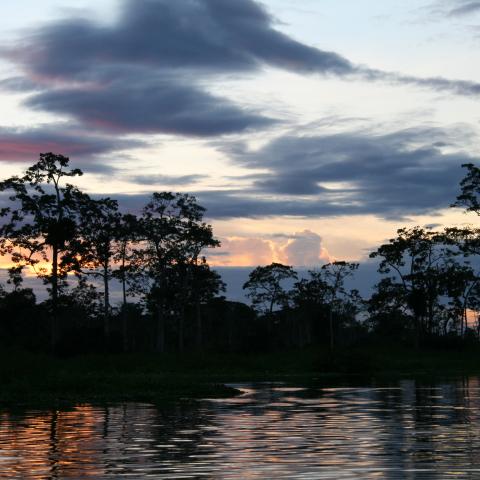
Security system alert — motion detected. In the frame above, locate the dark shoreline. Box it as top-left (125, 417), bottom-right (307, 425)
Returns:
top-left (2, 346), bottom-right (480, 408)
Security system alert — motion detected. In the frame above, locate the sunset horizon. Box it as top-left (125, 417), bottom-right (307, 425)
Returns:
top-left (1, 0), bottom-right (479, 272)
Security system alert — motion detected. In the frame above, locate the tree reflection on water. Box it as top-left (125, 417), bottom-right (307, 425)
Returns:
top-left (2, 378), bottom-right (480, 478)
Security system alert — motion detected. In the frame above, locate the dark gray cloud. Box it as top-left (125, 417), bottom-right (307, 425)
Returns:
top-left (2, 0), bottom-right (348, 137)
top-left (377, 71), bottom-right (480, 97)
top-left (0, 125), bottom-right (142, 168)
top-left (227, 127), bottom-right (474, 218)
top-left (10, 0), bottom-right (353, 78)
top-left (103, 125), bottom-right (462, 220)
top-left (108, 190), bottom-right (362, 218)
top-left (19, 123), bottom-right (472, 220)
top-left (255, 173), bottom-right (330, 195)
top-left (3, 0), bottom-right (480, 142)
top-left (0, 77), bottom-right (41, 92)
top-left (197, 190), bottom-right (361, 218)
top-left (131, 173), bottom-right (207, 186)
top-left (448, 1), bottom-right (480, 16)
top-left (25, 72), bottom-right (274, 136)
top-left (427, 0), bottom-right (480, 18)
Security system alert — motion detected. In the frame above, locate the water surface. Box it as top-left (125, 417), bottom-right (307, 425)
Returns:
top-left (2, 377), bottom-right (480, 478)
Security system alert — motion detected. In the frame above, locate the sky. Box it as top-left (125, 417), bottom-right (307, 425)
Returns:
top-left (1, 0), bottom-right (480, 279)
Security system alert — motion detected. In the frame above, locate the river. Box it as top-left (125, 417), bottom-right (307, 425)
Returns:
top-left (1, 377), bottom-right (480, 478)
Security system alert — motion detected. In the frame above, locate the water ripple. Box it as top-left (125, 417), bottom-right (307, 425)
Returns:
top-left (2, 378), bottom-right (480, 478)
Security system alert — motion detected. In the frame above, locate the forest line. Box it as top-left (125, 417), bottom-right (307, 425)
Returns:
top-left (1, 154), bottom-right (480, 353)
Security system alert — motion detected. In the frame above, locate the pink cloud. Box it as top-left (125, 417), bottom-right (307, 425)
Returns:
top-left (208, 230), bottom-right (331, 267)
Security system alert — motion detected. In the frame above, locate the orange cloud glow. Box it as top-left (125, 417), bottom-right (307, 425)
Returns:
top-left (208, 230), bottom-right (331, 267)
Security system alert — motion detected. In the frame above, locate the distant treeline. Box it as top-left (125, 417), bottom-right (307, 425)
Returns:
top-left (2, 154), bottom-right (480, 354)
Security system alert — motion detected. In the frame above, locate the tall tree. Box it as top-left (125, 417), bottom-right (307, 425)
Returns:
top-left (0, 153), bottom-right (84, 346)
top-left (112, 213), bottom-right (141, 352)
top-left (368, 277), bottom-right (411, 339)
top-left (137, 192), bottom-right (220, 352)
top-left (243, 263), bottom-right (297, 315)
top-left (450, 163), bottom-right (480, 335)
top-left (188, 261), bottom-right (225, 349)
top-left (442, 227), bottom-right (480, 336)
top-left (112, 213), bottom-right (140, 308)
top-left (441, 262), bottom-right (479, 337)
top-left (317, 261), bottom-right (359, 350)
top-left (370, 227), bottom-right (448, 346)
top-left (292, 272), bottom-right (330, 310)
top-left (76, 197), bottom-right (121, 341)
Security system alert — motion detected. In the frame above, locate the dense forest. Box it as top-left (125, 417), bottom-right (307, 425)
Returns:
top-left (2, 153), bottom-right (480, 355)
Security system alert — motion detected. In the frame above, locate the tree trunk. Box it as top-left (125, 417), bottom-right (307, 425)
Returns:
top-left (178, 308), bottom-right (185, 352)
top-left (156, 303), bottom-right (165, 353)
top-left (196, 301), bottom-right (202, 350)
top-left (122, 308), bottom-right (128, 352)
top-left (414, 314), bottom-right (420, 350)
top-left (121, 256), bottom-right (128, 352)
top-left (227, 305), bottom-right (233, 352)
top-left (427, 298), bottom-right (434, 336)
top-left (51, 243), bottom-right (59, 350)
top-left (121, 250), bottom-right (127, 305)
top-left (122, 277), bottom-right (127, 305)
top-left (329, 306), bottom-right (334, 351)
top-left (305, 316), bottom-right (312, 346)
top-left (103, 263), bottom-right (110, 342)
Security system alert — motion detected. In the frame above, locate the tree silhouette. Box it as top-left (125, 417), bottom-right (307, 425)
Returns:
top-left (368, 277), bottom-right (411, 339)
top-left (112, 214), bottom-right (140, 308)
top-left (0, 153), bottom-right (85, 347)
top-left (1, 156), bottom-right (480, 354)
top-left (188, 261), bottom-right (225, 349)
top-left (243, 263), bottom-right (297, 315)
top-left (317, 262), bottom-right (359, 350)
top-left (292, 271), bottom-right (330, 310)
top-left (112, 213), bottom-right (141, 351)
top-left (453, 163), bottom-right (480, 215)
top-left (0, 266), bottom-right (37, 348)
top-left (442, 227), bottom-right (480, 336)
top-left (291, 264), bottom-right (360, 348)
top-left (76, 197), bottom-right (121, 341)
top-left (136, 192), bottom-right (220, 352)
top-left (370, 227), bottom-right (450, 346)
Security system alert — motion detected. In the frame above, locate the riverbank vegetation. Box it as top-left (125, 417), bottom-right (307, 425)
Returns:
top-left (2, 154), bottom-right (480, 387)
top-left (3, 346), bottom-right (480, 407)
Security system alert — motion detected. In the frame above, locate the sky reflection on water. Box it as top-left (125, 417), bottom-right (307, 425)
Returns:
top-left (2, 378), bottom-right (480, 478)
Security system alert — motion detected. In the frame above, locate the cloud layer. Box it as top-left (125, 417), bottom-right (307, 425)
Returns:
top-left (24, 73), bottom-right (274, 136)
top-left (3, 0), bottom-right (480, 141)
top-left (14, 0), bottom-right (353, 77)
top-left (448, 1), bottom-right (480, 16)
top-left (4, 0), bottom-right (352, 137)
top-left (0, 125), bottom-right (142, 168)
top-left (58, 121), bottom-right (477, 222)
top-left (0, 0), bottom-right (479, 230)
top-left (197, 125), bottom-right (475, 219)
